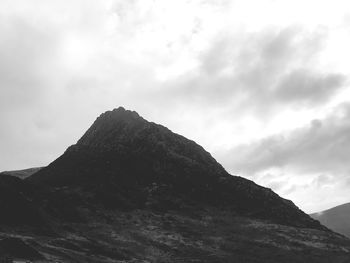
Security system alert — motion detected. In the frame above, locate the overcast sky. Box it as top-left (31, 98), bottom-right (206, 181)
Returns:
top-left (1, 0), bottom-right (350, 213)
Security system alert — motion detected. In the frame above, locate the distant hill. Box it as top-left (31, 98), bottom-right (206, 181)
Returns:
top-left (311, 203), bottom-right (350, 238)
top-left (1, 167), bottom-right (43, 179)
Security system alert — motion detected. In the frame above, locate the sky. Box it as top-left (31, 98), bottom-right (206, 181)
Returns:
top-left (1, 0), bottom-right (350, 213)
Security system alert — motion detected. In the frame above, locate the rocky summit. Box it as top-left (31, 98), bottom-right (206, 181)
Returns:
top-left (0, 107), bottom-right (350, 262)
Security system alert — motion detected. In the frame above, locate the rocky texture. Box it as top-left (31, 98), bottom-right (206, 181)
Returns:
top-left (311, 203), bottom-right (350, 238)
top-left (1, 209), bottom-right (349, 263)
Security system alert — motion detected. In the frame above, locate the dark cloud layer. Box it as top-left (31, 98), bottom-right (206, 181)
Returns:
top-left (149, 26), bottom-right (346, 118)
top-left (275, 70), bottom-right (345, 106)
top-left (221, 103), bottom-right (350, 177)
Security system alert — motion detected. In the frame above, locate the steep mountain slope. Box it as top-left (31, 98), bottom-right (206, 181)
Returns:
top-left (311, 203), bottom-right (350, 238)
top-left (29, 107), bottom-right (322, 230)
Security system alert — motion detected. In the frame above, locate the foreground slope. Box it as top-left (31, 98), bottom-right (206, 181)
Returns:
top-left (311, 203), bottom-right (350, 238)
top-left (1, 107), bottom-right (350, 262)
top-left (1, 209), bottom-right (349, 263)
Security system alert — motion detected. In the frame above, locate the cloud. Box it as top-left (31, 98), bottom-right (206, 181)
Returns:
top-left (312, 174), bottom-right (334, 188)
top-left (216, 103), bottom-right (350, 211)
top-left (221, 103), bottom-right (350, 175)
top-left (149, 26), bottom-right (346, 118)
top-left (274, 70), bottom-right (345, 106)
top-left (0, 17), bottom-right (59, 110)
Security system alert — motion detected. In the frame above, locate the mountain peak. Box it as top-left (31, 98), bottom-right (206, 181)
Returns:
top-left (77, 107), bottom-right (146, 147)
top-left (115, 106), bottom-right (126, 111)
top-left (76, 107), bottom-right (221, 171)
top-left (99, 107), bottom-right (141, 121)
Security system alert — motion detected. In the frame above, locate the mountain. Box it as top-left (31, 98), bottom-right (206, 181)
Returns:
top-left (28, 107), bottom-right (321, 229)
top-left (311, 203), bottom-right (350, 238)
top-left (1, 167), bottom-right (43, 179)
top-left (0, 107), bottom-right (350, 262)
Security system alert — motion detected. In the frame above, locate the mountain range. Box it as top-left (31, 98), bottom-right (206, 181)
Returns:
top-left (0, 107), bottom-right (350, 262)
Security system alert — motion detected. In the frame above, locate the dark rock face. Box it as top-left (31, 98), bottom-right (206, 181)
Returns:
top-left (28, 107), bottom-right (323, 230)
